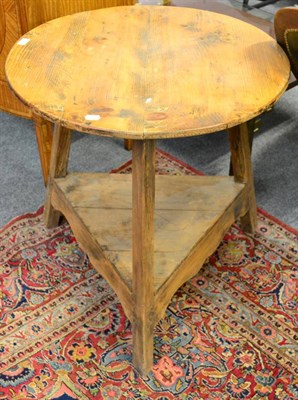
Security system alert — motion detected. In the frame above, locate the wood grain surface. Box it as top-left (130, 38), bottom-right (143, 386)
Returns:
top-left (6, 5), bottom-right (290, 139)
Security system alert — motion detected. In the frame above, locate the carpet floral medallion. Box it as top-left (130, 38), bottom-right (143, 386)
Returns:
top-left (0, 150), bottom-right (297, 400)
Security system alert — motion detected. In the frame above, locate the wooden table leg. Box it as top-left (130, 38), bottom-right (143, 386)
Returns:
top-left (228, 122), bottom-right (257, 233)
top-left (229, 116), bottom-right (261, 176)
top-left (132, 139), bottom-right (156, 375)
top-left (33, 114), bottom-right (53, 186)
top-left (44, 123), bottom-right (71, 228)
top-left (124, 139), bottom-right (133, 151)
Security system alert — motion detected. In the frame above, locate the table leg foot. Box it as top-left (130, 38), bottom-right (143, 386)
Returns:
top-left (240, 202), bottom-right (257, 233)
top-left (44, 199), bottom-right (61, 228)
top-left (132, 319), bottom-right (154, 375)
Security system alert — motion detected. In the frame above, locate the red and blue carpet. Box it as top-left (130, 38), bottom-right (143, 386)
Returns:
top-left (0, 150), bottom-right (297, 399)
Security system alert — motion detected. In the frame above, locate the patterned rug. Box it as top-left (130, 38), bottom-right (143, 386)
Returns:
top-left (0, 149), bottom-right (297, 400)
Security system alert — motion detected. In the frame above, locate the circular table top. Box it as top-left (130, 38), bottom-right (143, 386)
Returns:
top-left (6, 5), bottom-right (290, 139)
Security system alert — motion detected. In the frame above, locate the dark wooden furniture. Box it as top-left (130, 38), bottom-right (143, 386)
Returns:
top-left (274, 7), bottom-right (298, 89)
top-left (6, 5), bottom-right (290, 374)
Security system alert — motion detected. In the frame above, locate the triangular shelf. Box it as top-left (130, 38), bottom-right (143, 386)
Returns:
top-left (55, 172), bottom-right (245, 293)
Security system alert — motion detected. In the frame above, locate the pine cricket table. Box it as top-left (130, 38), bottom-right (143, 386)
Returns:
top-left (5, 5), bottom-right (290, 374)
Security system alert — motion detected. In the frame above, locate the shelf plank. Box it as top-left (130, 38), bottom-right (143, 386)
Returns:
top-left (56, 172), bottom-right (244, 210)
top-left (54, 173), bottom-right (245, 294)
top-left (77, 207), bottom-right (221, 289)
